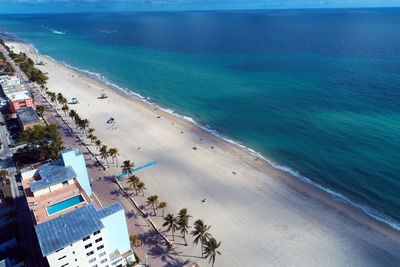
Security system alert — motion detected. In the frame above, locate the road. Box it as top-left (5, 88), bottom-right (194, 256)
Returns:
top-left (0, 112), bottom-right (19, 199)
top-left (1, 44), bottom-right (191, 267)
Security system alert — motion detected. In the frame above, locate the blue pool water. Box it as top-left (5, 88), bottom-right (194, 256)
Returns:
top-left (47, 195), bottom-right (84, 215)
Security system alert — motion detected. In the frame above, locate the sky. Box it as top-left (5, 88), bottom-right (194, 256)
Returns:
top-left (0, 0), bottom-right (399, 13)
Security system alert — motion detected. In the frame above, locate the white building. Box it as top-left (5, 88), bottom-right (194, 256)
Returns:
top-left (21, 148), bottom-right (135, 267)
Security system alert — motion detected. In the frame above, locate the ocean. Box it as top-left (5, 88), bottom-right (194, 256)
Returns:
top-left (0, 9), bottom-right (399, 228)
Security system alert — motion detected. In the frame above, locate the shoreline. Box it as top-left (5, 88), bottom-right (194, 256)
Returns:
top-left (19, 38), bottom-right (400, 232)
top-left (6, 38), bottom-right (400, 265)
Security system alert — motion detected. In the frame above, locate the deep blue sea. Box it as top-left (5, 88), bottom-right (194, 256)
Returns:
top-left (1, 9), bottom-right (399, 228)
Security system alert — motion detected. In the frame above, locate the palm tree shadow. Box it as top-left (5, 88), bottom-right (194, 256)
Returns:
top-left (140, 230), bottom-right (162, 246)
top-left (147, 242), bottom-right (190, 267)
top-left (103, 175), bottom-right (117, 183)
top-left (110, 188), bottom-right (122, 197)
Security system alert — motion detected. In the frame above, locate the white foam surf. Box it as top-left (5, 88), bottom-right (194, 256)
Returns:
top-left (41, 25), bottom-right (66, 35)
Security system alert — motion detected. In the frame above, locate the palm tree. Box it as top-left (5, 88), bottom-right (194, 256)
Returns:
top-left (87, 133), bottom-right (95, 144)
top-left (178, 208), bottom-right (192, 246)
top-left (178, 208), bottom-right (191, 222)
top-left (36, 105), bottom-right (45, 118)
top-left (146, 195), bottom-right (159, 216)
top-left (87, 127), bottom-right (95, 135)
top-left (108, 147), bottom-right (119, 166)
top-left (69, 109), bottom-right (76, 118)
top-left (90, 135), bottom-right (98, 145)
top-left (75, 117), bottom-right (84, 133)
top-left (178, 215), bottom-right (190, 246)
top-left (60, 96), bottom-right (68, 106)
top-left (204, 238), bottom-right (222, 267)
top-left (81, 118), bottom-right (90, 133)
top-left (121, 160), bottom-right (135, 176)
top-left (56, 93), bottom-right (64, 105)
top-left (99, 145), bottom-right (109, 167)
top-left (191, 219), bottom-right (212, 257)
top-left (49, 92), bottom-right (56, 104)
top-left (137, 181), bottom-right (146, 196)
top-left (94, 139), bottom-right (102, 150)
top-left (61, 105), bottom-right (69, 116)
top-left (163, 214), bottom-right (179, 241)
top-left (0, 170), bottom-right (9, 185)
top-left (127, 175), bottom-right (140, 194)
top-left (158, 201), bottom-right (168, 217)
top-left (129, 234), bottom-right (141, 247)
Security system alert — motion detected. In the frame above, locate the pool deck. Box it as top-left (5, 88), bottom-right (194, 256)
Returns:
top-left (22, 177), bottom-right (99, 224)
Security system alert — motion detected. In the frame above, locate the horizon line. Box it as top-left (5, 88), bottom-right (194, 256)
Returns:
top-left (1, 6), bottom-right (400, 15)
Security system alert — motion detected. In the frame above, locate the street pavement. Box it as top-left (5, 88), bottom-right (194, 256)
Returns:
top-left (0, 113), bottom-right (19, 199)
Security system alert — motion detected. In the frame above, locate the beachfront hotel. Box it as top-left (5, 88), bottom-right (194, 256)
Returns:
top-left (20, 148), bottom-right (135, 267)
top-left (0, 75), bottom-right (34, 113)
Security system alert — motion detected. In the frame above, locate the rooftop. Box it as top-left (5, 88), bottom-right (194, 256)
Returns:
top-left (16, 107), bottom-right (40, 126)
top-left (35, 204), bottom-right (103, 256)
top-left (30, 164), bottom-right (77, 192)
top-left (22, 177), bottom-right (90, 224)
top-left (35, 203), bottom-right (124, 256)
top-left (7, 91), bottom-right (31, 102)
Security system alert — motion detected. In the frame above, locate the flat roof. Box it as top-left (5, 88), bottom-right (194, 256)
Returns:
top-left (98, 202), bottom-right (123, 218)
top-left (7, 91), bottom-right (31, 102)
top-left (30, 164), bottom-right (77, 192)
top-left (17, 107), bottom-right (40, 126)
top-left (35, 204), bottom-right (103, 256)
top-left (35, 203), bottom-right (124, 256)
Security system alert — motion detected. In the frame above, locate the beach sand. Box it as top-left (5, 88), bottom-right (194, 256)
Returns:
top-left (9, 41), bottom-right (400, 266)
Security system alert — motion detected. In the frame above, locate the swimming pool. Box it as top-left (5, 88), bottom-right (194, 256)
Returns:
top-left (47, 195), bottom-right (85, 215)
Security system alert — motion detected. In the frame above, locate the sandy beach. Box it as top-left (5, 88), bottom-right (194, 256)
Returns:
top-left (8, 41), bottom-right (400, 266)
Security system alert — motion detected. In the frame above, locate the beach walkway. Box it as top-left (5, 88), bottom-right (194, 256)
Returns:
top-left (0, 44), bottom-right (189, 267)
top-left (30, 87), bottom-right (189, 267)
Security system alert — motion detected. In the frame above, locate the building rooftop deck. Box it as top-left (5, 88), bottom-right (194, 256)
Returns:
top-left (22, 177), bottom-right (92, 224)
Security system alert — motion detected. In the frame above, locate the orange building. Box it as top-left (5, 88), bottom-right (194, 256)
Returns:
top-left (7, 91), bottom-right (34, 113)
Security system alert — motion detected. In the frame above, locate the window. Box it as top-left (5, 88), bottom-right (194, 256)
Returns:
top-left (60, 264), bottom-right (69, 267)
top-left (85, 243), bottom-right (92, 249)
top-left (62, 181), bottom-right (69, 186)
top-left (99, 251), bottom-right (106, 257)
top-left (58, 255), bottom-right (66, 260)
top-left (95, 237), bottom-right (102, 243)
top-left (87, 251), bottom-right (94, 256)
top-left (93, 230), bottom-right (100, 235)
top-left (72, 251), bottom-right (75, 254)
top-left (56, 248), bottom-right (64, 253)
top-left (83, 236), bottom-right (90, 241)
top-left (88, 258), bottom-right (96, 263)
top-left (97, 245), bottom-right (104, 250)
top-left (100, 259), bottom-right (107, 264)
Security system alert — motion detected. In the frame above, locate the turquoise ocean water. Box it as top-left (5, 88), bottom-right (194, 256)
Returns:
top-left (0, 9), bottom-right (399, 228)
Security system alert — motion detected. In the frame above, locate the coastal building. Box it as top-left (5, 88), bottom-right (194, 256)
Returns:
top-left (0, 75), bottom-right (33, 113)
top-left (20, 148), bottom-right (135, 267)
top-left (16, 107), bottom-right (41, 130)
